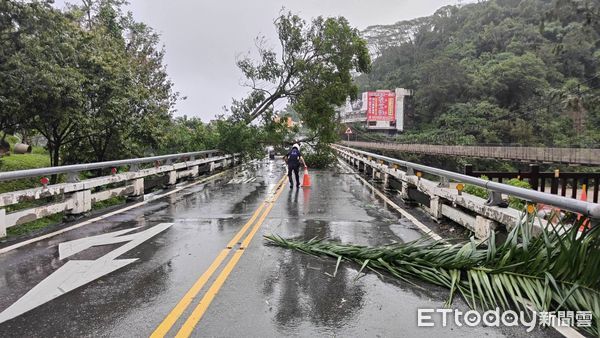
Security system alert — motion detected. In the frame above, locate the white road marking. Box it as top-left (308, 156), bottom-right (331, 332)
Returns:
top-left (58, 227), bottom-right (141, 260)
top-left (0, 223), bottom-right (173, 324)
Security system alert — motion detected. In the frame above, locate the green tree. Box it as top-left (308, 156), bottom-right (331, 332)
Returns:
top-left (235, 12), bottom-right (371, 147)
top-left (8, 2), bottom-right (87, 168)
top-left (64, 0), bottom-right (176, 163)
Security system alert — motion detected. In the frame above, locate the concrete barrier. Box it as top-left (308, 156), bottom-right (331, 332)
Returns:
top-left (0, 153), bottom-right (240, 237)
top-left (335, 146), bottom-right (559, 239)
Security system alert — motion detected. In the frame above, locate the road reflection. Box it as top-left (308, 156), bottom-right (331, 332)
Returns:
top-left (265, 180), bottom-right (366, 331)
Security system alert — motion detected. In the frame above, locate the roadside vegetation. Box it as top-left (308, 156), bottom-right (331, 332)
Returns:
top-left (464, 176), bottom-right (532, 210)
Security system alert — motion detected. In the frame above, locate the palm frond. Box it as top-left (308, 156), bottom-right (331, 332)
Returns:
top-left (264, 217), bottom-right (600, 336)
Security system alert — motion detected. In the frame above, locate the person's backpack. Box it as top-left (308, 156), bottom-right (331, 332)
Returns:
top-left (288, 148), bottom-right (300, 165)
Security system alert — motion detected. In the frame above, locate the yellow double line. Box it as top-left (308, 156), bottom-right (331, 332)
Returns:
top-left (151, 175), bottom-right (287, 338)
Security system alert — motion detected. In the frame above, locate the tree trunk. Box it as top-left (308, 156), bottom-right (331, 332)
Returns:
top-left (50, 142), bottom-right (61, 184)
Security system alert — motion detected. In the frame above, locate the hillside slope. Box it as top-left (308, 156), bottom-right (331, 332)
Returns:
top-left (357, 0), bottom-right (600, 147)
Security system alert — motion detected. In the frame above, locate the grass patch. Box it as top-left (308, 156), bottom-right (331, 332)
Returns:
top-left (92, 196), bottom-right (126, 210)
top-left (3, 196), bottom-right (127, 240)
top-left (0, 153), bottom-right (52, 193)
top-left (6, 212), bottom-right (64, 238)
top-left (0, 153), bottom-right (50, 171)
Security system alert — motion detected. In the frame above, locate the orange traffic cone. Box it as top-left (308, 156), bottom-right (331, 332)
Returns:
top-left (302, 167), bottom-right (311, 188)
top-left (578, 184), bottom-right (591, 231)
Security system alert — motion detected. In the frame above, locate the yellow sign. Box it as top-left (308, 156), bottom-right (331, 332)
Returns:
top-left (456, 183), bottom-right (464, 191)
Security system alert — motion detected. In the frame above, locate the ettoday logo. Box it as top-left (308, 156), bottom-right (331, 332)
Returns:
top-left (418, 308), bottom-right (538, 332)
top-left (417, 308), bottom-right (593, 332)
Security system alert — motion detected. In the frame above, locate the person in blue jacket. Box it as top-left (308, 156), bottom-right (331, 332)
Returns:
top-left (284, 143), bottom-right (307, 188)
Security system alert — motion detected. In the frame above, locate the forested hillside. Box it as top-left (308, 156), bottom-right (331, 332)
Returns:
top-left (357, 0), bottom-right (600, 147)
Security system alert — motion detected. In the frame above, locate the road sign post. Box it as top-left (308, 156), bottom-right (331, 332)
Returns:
top-left (345, 127), bottom-right (352, 142)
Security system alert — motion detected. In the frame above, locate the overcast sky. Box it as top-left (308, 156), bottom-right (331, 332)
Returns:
top-left (54, 0), bottom-right (468, 121)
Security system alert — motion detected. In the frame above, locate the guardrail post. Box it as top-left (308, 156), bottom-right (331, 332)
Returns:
top-left (68, 189), bottom-right (92, 216)
top-left (0, 209), bottom-right (6, 238)
top-left (429, 196), bottom-right (443, 221)
top-left (400, 182), bottom-right (414, 203)
top-left (190, 165), bottom-right (199, 178)
top-left (528, 164), bottom-right (539, 190)
top-left (551, 169), bottom-right (559, 195)
top-left (485, 191), bottom-right (505, 207)
top-left (67, 172), bottom-right (80, 183)
top-left (168, 169), bottom-right (178, 186)
top-left (131, 178), bottom-right (145, 197)
top-left (474, 216), bottom-right (498, 239)
top-left (464, 164), bottom-right (473, 176)
top-left (365, 164), bottom-right (373, 177)
top-left (438, 176), bottom-right (450, 188)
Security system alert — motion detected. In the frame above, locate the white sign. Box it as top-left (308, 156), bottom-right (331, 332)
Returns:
top-left (344, 127), bottom-right (353, 134)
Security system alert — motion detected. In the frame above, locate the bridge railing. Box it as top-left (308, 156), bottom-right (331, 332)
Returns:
top-left (0, 150), bottom-right (219, 182)
top-left (333, 144), bottom-right (600, 219)
top-left (341, 140), bottom-right (600, 166)
top-left (0, 150), bottom-right (240, 237)
top-left (465, 164), bottom-right (600, 203)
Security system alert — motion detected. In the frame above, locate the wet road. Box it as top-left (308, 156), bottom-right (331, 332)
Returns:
top-left (0, 160), bottom-right (559, 337)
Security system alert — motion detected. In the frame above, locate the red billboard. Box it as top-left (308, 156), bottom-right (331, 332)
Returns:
top-left (366, 91), bottom-right (396, 121)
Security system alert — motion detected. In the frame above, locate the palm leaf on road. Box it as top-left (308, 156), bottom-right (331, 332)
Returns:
top-left (265, 217), bottom-right (600, 336)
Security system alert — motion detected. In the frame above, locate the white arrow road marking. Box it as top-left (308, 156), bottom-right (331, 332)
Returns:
top-left (59, 227), bottom-right (141, 260)
top-left (0, 222), bottom-right (173, 324)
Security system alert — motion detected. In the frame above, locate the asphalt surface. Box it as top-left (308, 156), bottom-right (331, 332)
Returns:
top-left (0, 160), bottom-right (561, 337)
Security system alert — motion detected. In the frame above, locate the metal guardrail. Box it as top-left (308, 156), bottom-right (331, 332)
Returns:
top-left (333, 144), bottom-right (600, 219)
top-left (0, 150), bottom-right (219, 182)
top-left (0, 150), bottom-right (238, 237)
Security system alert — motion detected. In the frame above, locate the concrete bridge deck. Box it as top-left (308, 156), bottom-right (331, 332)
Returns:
top-left (0, 160), bottom-right (559, 337)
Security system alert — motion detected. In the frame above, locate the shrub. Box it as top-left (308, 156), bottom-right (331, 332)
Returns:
top-left (463, 175), bottom-right (532, 210)
top-left (505, 178), bottom-right (531, 210)
top-left (302, 146), bottom-right (336, 169)
top-left (463, 175), bottom-right (489, 199)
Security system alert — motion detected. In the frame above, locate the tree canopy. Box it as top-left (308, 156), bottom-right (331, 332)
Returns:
top-left (235, 12), bottom-right (371, 146)
top-left (0, 0), bottom-right (178, 167)
top-left (1, 3), bottom-right (371, 167)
